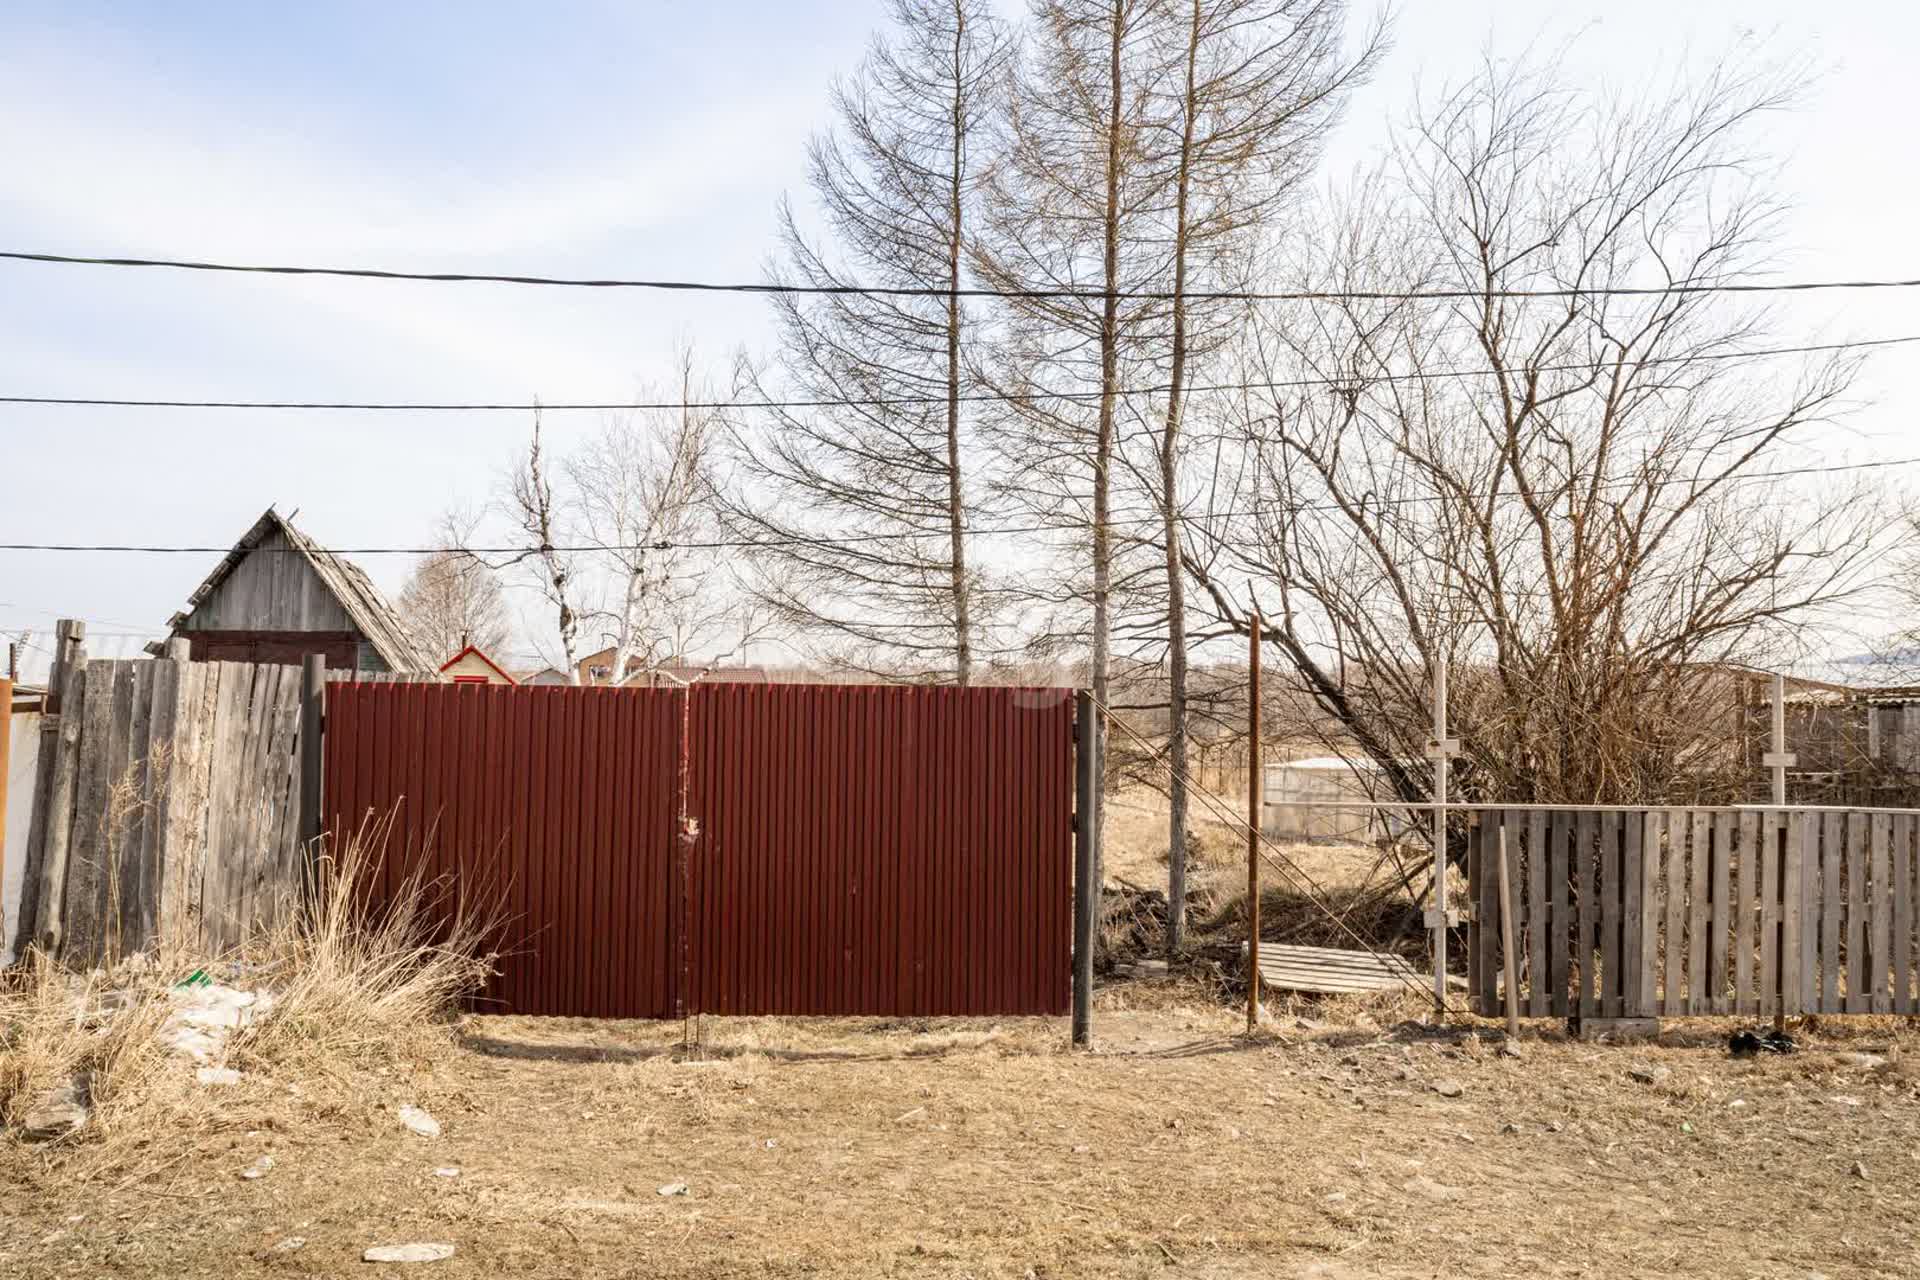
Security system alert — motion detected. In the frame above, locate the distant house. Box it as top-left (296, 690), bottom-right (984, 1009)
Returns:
top-left (574, 646), bottom-right (768, 687)
top-left (439, 644), bottom-right (518, 686)
top-left (516, 667), bottom-right (573, 686)
top-left (148, 508), bottom-right (438, 675)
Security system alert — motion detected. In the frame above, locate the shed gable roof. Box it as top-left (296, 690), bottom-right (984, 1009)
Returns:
top-left (156, 508), bottom-right (438, 673)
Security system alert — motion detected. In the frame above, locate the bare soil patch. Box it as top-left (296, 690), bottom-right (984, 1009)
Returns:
top-left (6, 989), bottom-right (1920, 1278)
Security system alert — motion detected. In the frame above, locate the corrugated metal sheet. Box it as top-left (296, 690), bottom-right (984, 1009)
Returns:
top-left (323, 682), bottom-right (1074, 1019)
top-left (324, 684), bottom-right (681, 1017)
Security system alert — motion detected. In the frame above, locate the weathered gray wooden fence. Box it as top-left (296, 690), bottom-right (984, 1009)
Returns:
top-left (1466, 806), bottom-right (1920, 1020)
top-left (17, 627), bottom-right (309, 966)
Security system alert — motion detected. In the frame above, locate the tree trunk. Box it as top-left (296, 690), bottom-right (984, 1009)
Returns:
top-left (1163, 0), bottom-right (1200, 958)
top-left (946, 1), bottom-right (974, 689)
top-left (1091, 0), bottom-right (1127, 896)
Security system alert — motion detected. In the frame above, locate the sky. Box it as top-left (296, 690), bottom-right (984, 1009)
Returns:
top-left (0, 0), bottom-right (1914, 679)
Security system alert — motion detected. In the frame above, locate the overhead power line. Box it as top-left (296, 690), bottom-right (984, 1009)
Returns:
top-left (2, 334), bottom-right (1912, 413)
top-left (7, 248), bottom-right (1920, 303)
top-left (0, 455), bottom-right (1909, 558)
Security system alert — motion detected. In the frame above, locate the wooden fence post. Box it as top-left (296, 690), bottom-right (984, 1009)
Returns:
top-left (29, 621), bottom-right (86, 955)
top-left (300, 653), bottom-right (325, 855)
top-left (1427, 656), bottom-right (1462, 1018)
top-left (1072, 689), bottom-right (1097, 1048)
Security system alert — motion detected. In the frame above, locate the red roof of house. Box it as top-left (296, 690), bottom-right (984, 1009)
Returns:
top-left (438, 644), bottom-right (518, 684)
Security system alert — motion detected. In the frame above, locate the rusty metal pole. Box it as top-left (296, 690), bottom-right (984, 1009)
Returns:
top-left (1247, 611), bottom-right (1261, 1033)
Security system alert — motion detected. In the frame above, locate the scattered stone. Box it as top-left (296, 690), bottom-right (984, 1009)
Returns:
top-left (240, 1154), bottom-right (275, 1181)
top-left (1850, 1161), bottom-right (1870, 1181)
top-left (397, 1105), bottom-right (442, 1138)
top-left (1072, 1144), bottom-right (1092, 1155)
top-left (432, 1167), bottom-right (462, 1178)
top-left (1401, 1174), bottom-right (1462, 1201)
top-left (363, 1243), bottom-right (456, 1264)
top-left (1293, 1017), bottom-right (1325, 1033)
top-left (270, 1238), bottom-right (306, 1254)
top-left (195, 1066), bottom-right (242, 1087)
top-left (20, 1076), bottom-right (89, 1143)
top-left (657, 1181), bottom-right (690, 1197)
top-left (1628, 1064), bottom-right (1670, 1085)
top-left (1546, 1120), bottom-right (1565, 1133)
top-left (1433, 1079), bottom-right (1465, 1099)
top-left (1499, 1122), bottom-right (1520, 1136)
top-left (1497, 1042), bottom-right (1525, 1060)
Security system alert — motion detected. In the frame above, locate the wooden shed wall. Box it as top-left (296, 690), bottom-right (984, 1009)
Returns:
top-left (180, 528), bottom-right (358, 632)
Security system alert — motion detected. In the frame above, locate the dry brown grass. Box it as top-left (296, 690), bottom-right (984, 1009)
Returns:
top-left (0, 827), bottom-right (498, 1173)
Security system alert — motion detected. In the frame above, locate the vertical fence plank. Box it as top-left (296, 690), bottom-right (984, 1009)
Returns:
top-left (1782, 812), bottom-right (1804, 1016)
top-left (1576, 811), bottom-right (1597, 1020)
top-left (1709, 811), bottom-right (1732, 1015)
top-left (1897, 814), bottom-right (1915, 1016)
top-left (1688, 810), bottom-right (1711, 1015)
top-left (1528, 809), bottom-right (1548, 1017)
top-left (1871, 812), bottom-right (1894, 1014)
top-left (1664, 809), bottom-right (1686, 1016)
top-left (1799, 811), bottom-right (1820, 1016)
top-left (1847, 812), bottom-right (1868, 1014)
top-left (1548, 812), bottom-right (1570, 1017)
top-left (1629, 810), bottom-right (1652, 1017)
top-left (1734, 810), bottom-right (1757, 1015)
top-left (1822, 812), bottom-right (1842, 1012)
top-left (1598, 811), bottom-right (1620, 1018)
top-left (1478, 815), bottom-right (1503, 1015)
top-left (1760, 811), bottom-right (1781, 1017)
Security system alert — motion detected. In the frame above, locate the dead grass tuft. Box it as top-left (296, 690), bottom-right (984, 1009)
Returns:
top-left (1, 821), bottom-right (499, 1160)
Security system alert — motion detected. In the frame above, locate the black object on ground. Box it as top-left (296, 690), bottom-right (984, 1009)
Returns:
top-left (1728, 1027), bottom-right (1796, 1058)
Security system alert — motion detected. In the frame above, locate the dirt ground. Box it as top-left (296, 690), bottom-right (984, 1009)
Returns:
top-left (6, 983), bottom-right (1920, 1279)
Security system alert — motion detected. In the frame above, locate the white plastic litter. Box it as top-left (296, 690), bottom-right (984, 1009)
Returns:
top-left (195, 1066), bottom-right (243, 1087)
top-left (364, 1243), bottom-right (456, 1264)
top-left (161, 984), bottom-right (276, 1064)
top-left (397, 1105), bottom-right (442, 1138)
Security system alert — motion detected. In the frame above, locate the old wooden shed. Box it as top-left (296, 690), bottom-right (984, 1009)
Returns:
top-left (148, 508), bottom-right (438, 675)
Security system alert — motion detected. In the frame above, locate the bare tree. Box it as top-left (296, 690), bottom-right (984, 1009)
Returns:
top-left (1187, 49), bottom-right (1891, 835)
top-left (500, 411), bottom-right (583, 682)
top-left (975, 0), bottom-right (1178, 889)
top-left (571, 350), bottom-right (721, 684)
top-left (397, 516), bottom-right (514, 662)
top-left (1135, 0), bottom-right (1383, 953)
top-left (722, 0), bottom-right (1012, 683)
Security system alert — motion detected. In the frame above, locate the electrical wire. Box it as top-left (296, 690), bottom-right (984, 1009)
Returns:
top-left (0, 452), bottom-right (1906, 557)
top-left (3, 334), bottom-right (1911, 413)
top-left (7, 248), bottom-right (1920, 303)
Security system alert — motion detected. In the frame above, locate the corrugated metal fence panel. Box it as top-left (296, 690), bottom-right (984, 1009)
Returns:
top-left (323, 683), bottom-right (681, 1018)
top-left (683, 685), bottom-right (1074, 1018)
top-left (323, 682), bottom-right (1075, 1020)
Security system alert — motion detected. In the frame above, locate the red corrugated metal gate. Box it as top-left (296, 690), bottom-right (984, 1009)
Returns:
top-left (322, 683), bottom-right (1075, 1019)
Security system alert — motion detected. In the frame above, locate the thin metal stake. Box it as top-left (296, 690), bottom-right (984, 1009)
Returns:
top-left (1247, 611), bottom-right (1262, 1033)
